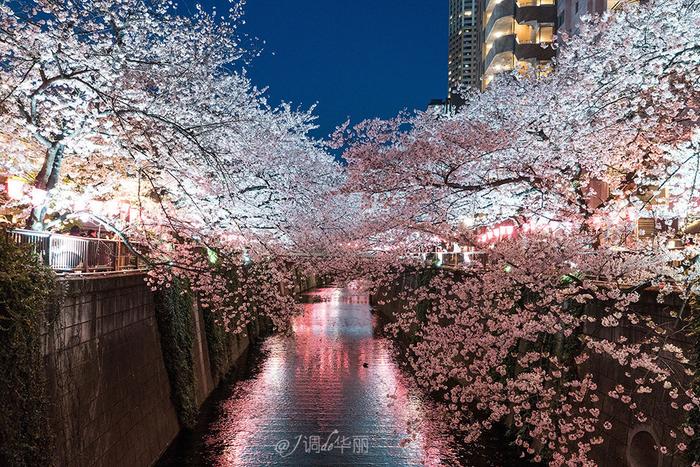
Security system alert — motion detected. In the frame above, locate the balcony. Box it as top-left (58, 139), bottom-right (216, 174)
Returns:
top-left (484, 2), bottom-right (556, 41)
top-left (484, 32), bottom-right (555, 73)
top-left (484, 2), bottom-right (515, 40)
top-left (516, 4), bottom-right (556, 23)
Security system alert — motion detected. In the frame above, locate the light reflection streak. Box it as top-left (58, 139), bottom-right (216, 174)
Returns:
top-left (206, 287), bottom-right (461, 466)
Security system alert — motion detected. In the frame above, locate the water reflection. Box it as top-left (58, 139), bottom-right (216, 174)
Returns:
top-left (206, 287), bottom-right (462, 466)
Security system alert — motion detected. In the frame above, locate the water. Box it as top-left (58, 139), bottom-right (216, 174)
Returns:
top-left (158, 287), bottom-right (516, 466)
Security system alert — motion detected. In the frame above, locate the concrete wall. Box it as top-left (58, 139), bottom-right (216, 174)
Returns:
top-left (582, 291), bottom-right (692, 467)
top-left (42, 272), bottom-right (273, 467)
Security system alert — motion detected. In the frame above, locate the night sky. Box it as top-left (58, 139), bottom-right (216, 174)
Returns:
top-left (189, 0), bottom-right (447, 140)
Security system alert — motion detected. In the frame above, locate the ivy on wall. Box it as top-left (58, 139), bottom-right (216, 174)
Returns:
top-left (153, 277), bottom-right (198, 430)
top-left (202, 307), bottom-right (227, 383)
top-left (0, 232), bottom-right (57, 466)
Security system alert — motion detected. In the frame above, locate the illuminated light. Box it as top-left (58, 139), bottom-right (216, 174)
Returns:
top-left (504, 264), bottom-right (512, 273)
top-left (104, 200), bottom-right (121, 216)
top-left (460, 216), bottom-right (475, 228)
top-left (505, 225), bottom-right (515, 236)
top-left (73, 196), bottom-right (88, 212)
top-left (90, 200), bottom-right (104, 214)
top-left (499, 226), bottom-right (508, 236)
top-left (119, 201), bottom-right (131, 221)
top-left (522, 223), bottom-right (530, 232)
top-left (207, 247), bottom-right (219, 264)
top-left (486, 231), bottom-right (493, 241)
top-left (6, 177), bottom-right (26, 200)
top-left (480, 233), bottom-right (488, 243)
top-left (331, 290), bottom-right (342, 303)
top-left (31, 188), bottom-right (47, 206)
top-left (242, 250), bottom-right (252, 265)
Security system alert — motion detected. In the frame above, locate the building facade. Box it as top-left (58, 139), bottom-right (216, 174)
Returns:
top-left (448, 0), bottom-right (482, 95)
top-left (446, 0), bottom-right (638, 94)
top-left (557, 0), bottom-right (635, 36)
top-left (481, 0), bottom-right (558, 89)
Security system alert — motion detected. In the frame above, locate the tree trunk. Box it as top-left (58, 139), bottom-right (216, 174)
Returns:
top-left (27, 143), bottom-right (65, 230)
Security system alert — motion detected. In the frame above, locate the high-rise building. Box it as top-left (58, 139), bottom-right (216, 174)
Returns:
top-left (481, 0), bottom-right (557, 89)
top-left (448, 0), bottom-right (482, 96)
top-left (557, 0), bottom-right (635, 36)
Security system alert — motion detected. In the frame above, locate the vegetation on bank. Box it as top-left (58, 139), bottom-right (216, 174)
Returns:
top-left (0, 232), bottom-right (57, 466)
top-left (153, 277), bottom-right (198, 429)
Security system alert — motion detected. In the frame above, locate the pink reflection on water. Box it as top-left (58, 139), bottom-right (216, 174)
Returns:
top-left (206, 288), bottom-right (460, 466)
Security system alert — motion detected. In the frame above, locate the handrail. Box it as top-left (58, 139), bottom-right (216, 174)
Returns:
top-left (9, 229), bottom-right (147, 274)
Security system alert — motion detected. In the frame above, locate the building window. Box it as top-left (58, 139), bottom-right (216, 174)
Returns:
top-left (538, 25), bottom-right (554, 43)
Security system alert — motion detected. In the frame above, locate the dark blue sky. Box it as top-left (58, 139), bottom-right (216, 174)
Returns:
top-left (193, 1), bottom-right (447, 140)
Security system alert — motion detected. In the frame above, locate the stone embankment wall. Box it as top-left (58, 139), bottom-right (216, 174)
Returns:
top-left (581, 291), bottom-right (691, 467)
top-left (371, 270), bottom-right (693, 467)
top-left (43, 272), bottom-right (315, 467)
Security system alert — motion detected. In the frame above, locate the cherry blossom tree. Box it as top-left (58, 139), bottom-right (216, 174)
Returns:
top-left (0, 0), bottom-right (340, 241)
top-left (331, 0), bottom-right (700, 464)
top-left (0, 0), bottom-right (342, 332)
top-left (3, 0), bottom-right (700, 464)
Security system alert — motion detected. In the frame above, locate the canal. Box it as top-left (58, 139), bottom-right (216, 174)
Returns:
top-left (157, 287), bottom-right (517, 466)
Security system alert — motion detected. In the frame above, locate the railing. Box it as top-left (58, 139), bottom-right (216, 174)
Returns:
top-left (9, 229), bottom-right (147, 273)
top-left (420, 251), bottom-right (488, 268)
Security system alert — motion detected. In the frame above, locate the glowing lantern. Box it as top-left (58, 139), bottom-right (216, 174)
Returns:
top-left (119, 201), bottom-right (131, 221)
top-left (460, 216), bottom-right (475, 228)
top-left (104, 200), bottom-right (120, 216)
top-left (6, 177), bottom-right (26, 200)
top-left (90, 200), bottom-right (104, 214)
top-left (73, 196), bottom-right (89, 212)
top-left (31, 188), bottom-right (47, 206)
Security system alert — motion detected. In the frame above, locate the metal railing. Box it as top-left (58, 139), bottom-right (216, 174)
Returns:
top-left (420, 251), bottom-right (488, 268)
top-left (9, 229), bottom-right (147, 273)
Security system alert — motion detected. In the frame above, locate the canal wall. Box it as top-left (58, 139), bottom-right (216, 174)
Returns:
top-left (42, 271), bottom-right (312, 467)
top-left (370, 270), bottom-right (694, 467)
top-left (580, 291), bottom-right (692, 467)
